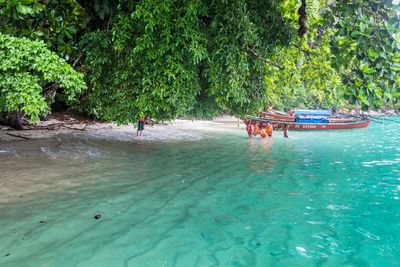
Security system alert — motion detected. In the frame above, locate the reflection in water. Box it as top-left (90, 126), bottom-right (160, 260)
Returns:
top-left (40, 140), bottom-right (103, 160)
top-left (247, 138), bottom-right (275, 173)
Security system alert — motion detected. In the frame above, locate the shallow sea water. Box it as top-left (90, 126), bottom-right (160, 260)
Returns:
top-left (0, 120), bottom-right (399, 267)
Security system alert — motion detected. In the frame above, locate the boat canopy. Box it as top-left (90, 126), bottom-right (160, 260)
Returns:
top-left (294, 109), bottom-right (331, 116)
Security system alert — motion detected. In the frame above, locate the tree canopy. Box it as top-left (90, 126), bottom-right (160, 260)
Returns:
top-left (0, 33), bottom-right (86, 127)
top-left (80, 0), bottom-right (294, 122)
top-left (0, 0), bottom-right (399, 127)
top-left (327, 0), bottom-right (400, 108)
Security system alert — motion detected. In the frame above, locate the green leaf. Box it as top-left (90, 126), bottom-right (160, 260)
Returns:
top-left (367, 48), bottom-right (379, 58)
top-left (351, 30), bottom-right (360, 37)
top-left (16, 5), bottom-right (33, 15)
top-left (360, 22), bottom-right (366, 32)
top-left (361, 64), bottom-right (376, 74)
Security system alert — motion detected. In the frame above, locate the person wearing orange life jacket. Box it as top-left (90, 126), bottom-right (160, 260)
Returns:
top-left (246, 123), bottom-right (252, 137)
top-left (259, 127), bottom-right (267, 138)
top-left (137, 116), bottom-right (145, 136)
top-left (265, 122), bottom-right (273, 137)
top-left (252, 124), bottom-right (260, 136)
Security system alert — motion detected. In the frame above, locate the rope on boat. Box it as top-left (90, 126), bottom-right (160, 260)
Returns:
top-left (369, 117), bottom-right (384, 124)
top-left (381, 117), bottom-right (400, 124)
top-left (347, 113), bottom-right (400, 124)
top-left (369, 116), bottom-right (400, 124)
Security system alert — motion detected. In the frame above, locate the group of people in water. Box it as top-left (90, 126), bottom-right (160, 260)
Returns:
top-left (246, 122), bottom-right (289, 138)
top-left (136, 115), bottom-right (289, 138)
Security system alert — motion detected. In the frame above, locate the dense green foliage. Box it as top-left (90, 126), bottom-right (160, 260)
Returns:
top-left (0, 0), bottom-right (86, 61)
top-left (327, 0), bottom-right (400, 108)
top-left (0, 33), bottom-right (86, 122)
top-left (0, 0), bottom-right (399, 127)
top-left (81, 0), bottom-right (294, 122)
top-left (266, 0), bottom-right (344, 110)
top-left (266, 34), bottom-right (344, 110)
top-left (266, 0), bottom-right (400, 111)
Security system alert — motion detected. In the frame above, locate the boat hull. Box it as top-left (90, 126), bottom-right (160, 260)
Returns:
top-left (274, 120), bottom-right (370, 130)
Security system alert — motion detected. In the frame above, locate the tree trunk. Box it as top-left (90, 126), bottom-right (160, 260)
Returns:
top-left (7, 111), bottom-right (23, 130)
top-left (298, 0), bottom-right (307, 39)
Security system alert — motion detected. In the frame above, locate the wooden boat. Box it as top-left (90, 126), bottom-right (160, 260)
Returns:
top-left (260, 109), bottom-right (333, 122)
top-left (328, 117), bottom-right (359, 123)
top-left (258, 111), bottom-right (295, 122)
top-left (273, 119), bottom-right (370, 130)
top-left (244, 115), bottom-right (370, 131)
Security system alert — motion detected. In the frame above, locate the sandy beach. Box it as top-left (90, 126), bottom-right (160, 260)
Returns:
top-left (0, 115), bottom-right (244, 143)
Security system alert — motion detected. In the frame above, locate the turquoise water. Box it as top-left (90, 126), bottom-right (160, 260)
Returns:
top-left (0, 121), bottom-right (399, 266)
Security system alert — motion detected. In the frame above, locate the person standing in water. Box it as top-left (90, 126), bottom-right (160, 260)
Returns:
top-left (283, 124), bottom-right (289, 138)
top-left (266, 122), bottom-right (273, 137)
top-left (137, 116), bottom-right (145, 136)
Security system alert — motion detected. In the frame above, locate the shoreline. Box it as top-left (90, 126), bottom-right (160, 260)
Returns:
top-left (0, 115), bottom-right (243, 142)
top-left (1, 110), bottom-right (398, 142)
top-left (0, 112), bottom-right (398, 204)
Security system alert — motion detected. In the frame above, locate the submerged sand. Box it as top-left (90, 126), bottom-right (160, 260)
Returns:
top-left (0, 116), bottom-right (245, 204)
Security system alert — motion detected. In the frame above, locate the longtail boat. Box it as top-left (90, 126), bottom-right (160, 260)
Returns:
top-left (258, 111), bottom-right (295, 122)
top-left (245, 109), bottom-right (370, 131)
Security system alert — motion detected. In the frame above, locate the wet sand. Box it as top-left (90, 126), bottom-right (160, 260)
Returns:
top-left (0, 116), bottom-right (244, 204)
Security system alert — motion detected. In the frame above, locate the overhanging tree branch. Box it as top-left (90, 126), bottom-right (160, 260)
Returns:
top-left (247, 46), bottom-right (284, 70)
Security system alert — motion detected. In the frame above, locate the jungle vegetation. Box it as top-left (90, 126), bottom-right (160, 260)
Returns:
top-left (0, 0), bottom-right (399, 128)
